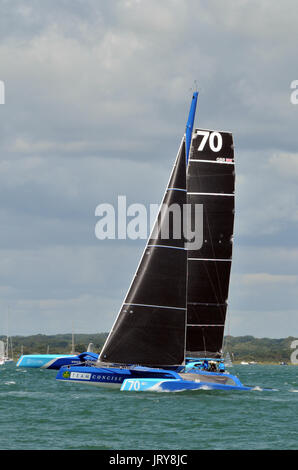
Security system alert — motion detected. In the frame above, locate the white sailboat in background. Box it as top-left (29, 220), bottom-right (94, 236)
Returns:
top-left (0, 337), bottom-right (14, 364)
top-left (0, 340), bottom-right (5, 365)
top-left (4, 337), bottom-right (14, 363)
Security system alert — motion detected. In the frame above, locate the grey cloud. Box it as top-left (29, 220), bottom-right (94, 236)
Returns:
top-left (0, 0), bottom-right (297, 335)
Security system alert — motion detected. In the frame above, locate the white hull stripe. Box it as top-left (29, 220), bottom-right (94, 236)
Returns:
top-left (188, 258), bottom-right (232, 262)
top-left (190, 159), bottom-right (234, 165)
top-left (124, 303), bottom-right (186, 311)
top-left (188, 192), bottom-right (234, 197)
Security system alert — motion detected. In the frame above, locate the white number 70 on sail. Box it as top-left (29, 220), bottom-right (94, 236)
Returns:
top-left (196, 130), bottom-right (223, 152)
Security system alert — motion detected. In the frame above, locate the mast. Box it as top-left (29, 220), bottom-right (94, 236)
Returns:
top-left (6, 306), bottom-right (13, 360)
top-left (183, 91), bottom-right (199, 363)
top-left (71, 321), bottom-right (75, 354)
top-left (185, 91), bottom-right (198, 164)
top-left (0, 340), bottom-right (4, 361)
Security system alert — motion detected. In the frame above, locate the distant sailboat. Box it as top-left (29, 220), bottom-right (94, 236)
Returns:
top-left (0, 340), bottom-right (5, 365)
top-left (0, 338), bottom-right (14, 364)
top-left (1, 308), bottom-right (14, 364)
top-left (4, 335), bottom-right (14, 363)
top-left (56, 92), bottom-right (262, 392)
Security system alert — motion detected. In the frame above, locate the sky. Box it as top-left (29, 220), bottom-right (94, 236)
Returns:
top-left (0, 0), bottom-right (297, 338)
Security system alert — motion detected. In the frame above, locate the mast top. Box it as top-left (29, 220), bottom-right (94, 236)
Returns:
top-left (185, 91), bottom-right (199, 164)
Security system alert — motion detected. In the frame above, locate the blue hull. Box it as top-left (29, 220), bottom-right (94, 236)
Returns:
top-left (16, 352), bottom-right (98, 370)
top-left (56, 364), bottom-right (253, 392)
top-left (56, 365), bottom-right (178, 387)
top-left (120, 378), bottom-right (252, 392)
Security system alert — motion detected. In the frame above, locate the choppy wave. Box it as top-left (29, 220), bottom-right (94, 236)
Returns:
top-left (0, 364), bottom-right (297, 450)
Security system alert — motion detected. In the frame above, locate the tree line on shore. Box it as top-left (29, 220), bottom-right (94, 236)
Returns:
top-left (1, 333), bottom-right (296, 363)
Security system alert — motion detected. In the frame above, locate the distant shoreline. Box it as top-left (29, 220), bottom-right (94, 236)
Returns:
top-left (1, 333), bottom-right (297, 364)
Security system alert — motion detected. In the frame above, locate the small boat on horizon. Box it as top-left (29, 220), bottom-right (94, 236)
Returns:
top-left (0, 308), bottom-right (15, 364)
top-left (0, 338), bottom-right (14, 365)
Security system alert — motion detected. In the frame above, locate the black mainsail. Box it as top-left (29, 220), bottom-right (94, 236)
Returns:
top-left (99, 96), bottom-right (235, 366)
top-left (99, 139), bottom-right (188, 366)
top-left (186, 129), bottom-right (235, 358)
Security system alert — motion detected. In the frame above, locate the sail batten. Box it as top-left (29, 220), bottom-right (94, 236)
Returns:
top-left (123, 303), bottom-right (186, 311)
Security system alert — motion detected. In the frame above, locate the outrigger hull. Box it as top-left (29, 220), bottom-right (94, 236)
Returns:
top-left (16, 352), bottom-right (98, 369)
top-left (16, 354), bottom-right (81, 369)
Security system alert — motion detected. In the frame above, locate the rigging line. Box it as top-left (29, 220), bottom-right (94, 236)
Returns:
top-left (202, 261), bottom-right (222, 311)
top-left (203, 203), bottom-right (226, 324)
top-left (203, 177), bottom-right (233, 315)
top-left (200, 204), bottom-right (222, 306)
top-left (224, 302), bottom-right (232, 355)
top-left (202, 326), bottom-right (207, 358)
top-left (189, 166), bottom-right (223, 322)
top-left (193, 162), bottom-right (222, 310)
top-left (183, 221), bottom-right (189, 366)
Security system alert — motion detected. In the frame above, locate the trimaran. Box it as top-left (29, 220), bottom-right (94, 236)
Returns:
top-left (56, 92), bottom-right (255, 392)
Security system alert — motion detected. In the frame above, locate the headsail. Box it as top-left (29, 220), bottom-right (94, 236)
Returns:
top-left (186, 129), bottom-right (235, 358)
top-left (99, 139), bottom-right (188, 366)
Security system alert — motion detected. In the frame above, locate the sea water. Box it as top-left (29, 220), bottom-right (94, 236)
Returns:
top-left (0, 364), bottom-right (297, 450)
